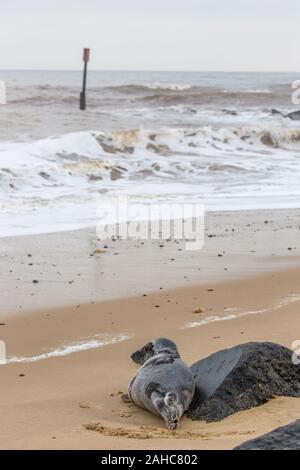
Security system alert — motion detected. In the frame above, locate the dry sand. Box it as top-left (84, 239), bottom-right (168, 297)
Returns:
top-left (0, 209), bottom-right (300, 449)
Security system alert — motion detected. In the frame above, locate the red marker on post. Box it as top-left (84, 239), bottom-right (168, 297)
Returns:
top-left (80, 48), bottom-right (90, 110)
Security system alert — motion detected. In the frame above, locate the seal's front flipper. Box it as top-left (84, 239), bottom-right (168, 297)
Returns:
top-left (121, 393), bottom-right (131, 404)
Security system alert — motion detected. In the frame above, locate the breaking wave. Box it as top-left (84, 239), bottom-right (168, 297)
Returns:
top-left (1, 125), bottom-right (300, 236)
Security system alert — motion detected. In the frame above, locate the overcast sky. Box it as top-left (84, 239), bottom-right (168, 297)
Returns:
top-left (0, 0), bottom-right (299, 71)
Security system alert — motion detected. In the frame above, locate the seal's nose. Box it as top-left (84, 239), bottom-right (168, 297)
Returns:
top-left (131, 352), bottom-right (140, 364)
top-left (168, 420), bottom-right (178, 431)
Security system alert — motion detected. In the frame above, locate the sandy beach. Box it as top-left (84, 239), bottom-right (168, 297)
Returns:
top-left (0, 208), bottom-right (300, 450)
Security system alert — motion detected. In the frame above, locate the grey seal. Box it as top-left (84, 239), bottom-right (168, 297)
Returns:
top-left (123, 338), bottom-right (195, 430)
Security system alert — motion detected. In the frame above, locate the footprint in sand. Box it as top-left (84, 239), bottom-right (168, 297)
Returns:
top-left (119, 411), bottom-right (135, 418)
top-left (78, 401), bottom-right (92, 409)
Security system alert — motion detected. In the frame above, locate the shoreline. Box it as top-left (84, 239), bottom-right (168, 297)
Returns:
top-left (2, 200), bottom-right (300, 240)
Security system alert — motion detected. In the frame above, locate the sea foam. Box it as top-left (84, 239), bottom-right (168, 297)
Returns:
top-left (3, 334), bottom-right (131, 365)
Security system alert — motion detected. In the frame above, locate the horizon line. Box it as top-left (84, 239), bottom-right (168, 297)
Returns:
top-left (0, 69), bottom-right (299, 74)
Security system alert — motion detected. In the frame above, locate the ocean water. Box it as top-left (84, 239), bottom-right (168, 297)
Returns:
top-left (0, 70), bottom-right (299, 237)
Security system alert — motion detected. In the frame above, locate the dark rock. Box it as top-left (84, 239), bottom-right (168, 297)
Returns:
top-left (87, 174), bottom-right (102, 181)
top-left (271, 108), bottom-right (284, 116)
top-left (98, 141), bottom-right (118, 154)
top-left (146, 143), bottom-right (172, 156)
top-left (39, 171), bottom-right (51, 180)
top-left (261, 134), bottom-right (274, 147)
top-left (234, 419), bottom-right (300, 450)
top-left (188, 342), bottom-right (300, 422)
top-left (222, 109), bottom-right (238, 116)
top-left (272, 109), bottom-right (300, 121)
top-left (110, 168), bottom-right (123, 181)
top-left (286, 111), bottom-right (300, 121)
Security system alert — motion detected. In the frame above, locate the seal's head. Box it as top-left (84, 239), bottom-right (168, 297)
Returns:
top-left (131, 338), bottom-right (180, 365)
top-left (158, 392), bottom-right (184, 430)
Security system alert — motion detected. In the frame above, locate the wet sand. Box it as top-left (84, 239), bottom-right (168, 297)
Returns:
top-left (0, 209), bottom-right (300, 449)
top-left (1, 208), bottom-right (300, 315)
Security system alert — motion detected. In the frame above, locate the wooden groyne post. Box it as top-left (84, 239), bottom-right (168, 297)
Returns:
top-left (80, 48), bottom-right (90, 110)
